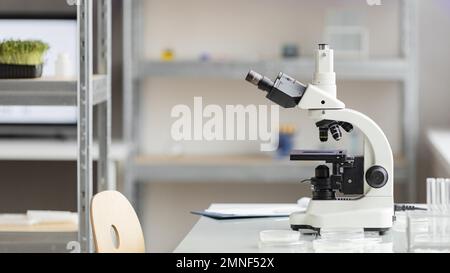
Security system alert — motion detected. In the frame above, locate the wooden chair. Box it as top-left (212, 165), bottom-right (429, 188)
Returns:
top-left (90, 191), bottom-right (145, 253)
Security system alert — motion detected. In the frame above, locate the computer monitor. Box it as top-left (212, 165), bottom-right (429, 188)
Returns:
top-left (0, 19), bottom-right (77, 137)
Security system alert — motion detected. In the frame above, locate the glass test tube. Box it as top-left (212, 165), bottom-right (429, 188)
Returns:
top-left (445, 179), bottom-right (450, 212)
top-left (427, 178), bottom-right (436, 211)
top-left (438, 178), bottom-right (446, 212)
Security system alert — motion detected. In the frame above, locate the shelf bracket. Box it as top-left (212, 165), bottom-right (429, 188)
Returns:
top-left (77, 0), bottom-right (94, 253)
top-left (96, 0), bottom-right (112, 192)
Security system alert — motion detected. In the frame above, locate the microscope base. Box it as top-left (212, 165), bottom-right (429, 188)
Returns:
top-left (289, 197), bottom-right (394, 234)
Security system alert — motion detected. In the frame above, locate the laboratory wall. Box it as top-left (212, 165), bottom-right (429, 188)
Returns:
top-left (417, 0), bottom-right (450, 201)
top-left (0, 0), bottom-right (449, 253)
top-left (137, 0), bottom-right (405, 252)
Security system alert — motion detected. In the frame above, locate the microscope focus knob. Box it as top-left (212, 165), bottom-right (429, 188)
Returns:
top-left (366, 166), bottom-right (389, 188)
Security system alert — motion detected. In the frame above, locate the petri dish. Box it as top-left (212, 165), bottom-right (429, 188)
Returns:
top-left (259, 230), bottom-right (300, 244)
top-left (314, 228), bottom-right (385, 253)
top-left (258, 230), bottom-right (309, 253)
top-left (320, 228), bottom-right (364, 240)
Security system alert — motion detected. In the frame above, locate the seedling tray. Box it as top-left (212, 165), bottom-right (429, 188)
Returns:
top-left (0, 63), bottom-right (43, 79)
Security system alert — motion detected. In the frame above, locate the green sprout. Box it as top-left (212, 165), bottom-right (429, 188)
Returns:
top-left (0, 40), bottom-right (49, 65)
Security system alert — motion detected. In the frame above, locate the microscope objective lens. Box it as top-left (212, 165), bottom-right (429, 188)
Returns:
top-left (319, 128), bottom-right (329, 142)
top-left (329, 124), bottom-right (342, 141)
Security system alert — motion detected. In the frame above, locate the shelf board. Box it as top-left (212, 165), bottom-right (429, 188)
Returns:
top-left (133, 154), bottom-right (408, 183)
top-left (138, 59), bottom-right (408, 81)
top-left (0, 219), bottom-right (77, 252)
top-left (0, 230), bottom-right (77, 253)
top-left (0, 75), bottom-right (108, 106)
top-left (0, 223), bottom-right (77, 233)
top-left (0, 139), bottom-right (128, 161)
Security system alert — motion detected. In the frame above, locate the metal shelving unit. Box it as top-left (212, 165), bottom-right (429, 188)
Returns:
top-left (0, 140), bottom-right (126, 161)
top-left (123, 0), bottom-right (418, 204)
top-left (0, 0), bottom-right (112, 253)
top-left (77, 0), bottom-right (112, 253)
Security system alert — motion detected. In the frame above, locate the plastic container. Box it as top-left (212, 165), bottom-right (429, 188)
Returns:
top-left (55, 53), bottom-right (72, 78)
top-left (407, 211), bottom-right (450, 253)
top-left (392, 213), bottom-right (408, 252)
top-left (0, 63), bottom-right (43, 79)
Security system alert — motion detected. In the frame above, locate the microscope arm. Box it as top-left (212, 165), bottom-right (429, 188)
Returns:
top-left (309, 108), bottom-right (394, 198)
top-left (293, 79), bottom-right (394, 198)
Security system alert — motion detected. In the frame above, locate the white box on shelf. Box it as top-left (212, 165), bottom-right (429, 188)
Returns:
top-left (324, 26), bottom-right (369, 59)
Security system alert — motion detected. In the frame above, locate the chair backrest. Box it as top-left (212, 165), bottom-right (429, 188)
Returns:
top-left (90, 191), bottom-right (145, 253)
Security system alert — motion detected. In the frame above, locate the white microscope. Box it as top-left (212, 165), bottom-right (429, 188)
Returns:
top-left (245, 44), bottom-right (394, 234)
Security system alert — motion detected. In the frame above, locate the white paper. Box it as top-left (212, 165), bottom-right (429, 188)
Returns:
top-left (0, 214), bottom-right (34, 226)
top-left (0, 211), bottom-right (78, 226)
top-left (27, 210), bottom-right (78, 225)
top-left (206, 203), bottom-right (307, 217)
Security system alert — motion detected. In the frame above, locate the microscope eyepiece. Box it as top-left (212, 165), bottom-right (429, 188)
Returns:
top-left (245, 70), bottom-right (274, 93)
top-left (318, 43), bottom-right (330, 50)
top-left (246, 70), bottom-right (263, 85)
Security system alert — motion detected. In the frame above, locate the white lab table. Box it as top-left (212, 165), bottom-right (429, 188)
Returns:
top-left (175, 204), bottom-right (410, 253)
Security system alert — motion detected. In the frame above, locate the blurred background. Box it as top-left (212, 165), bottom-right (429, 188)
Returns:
top-left (0, 0), bottom-right (449, 252)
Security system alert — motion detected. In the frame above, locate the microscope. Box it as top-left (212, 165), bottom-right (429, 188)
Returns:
top-left (245, 44), bottom-right (394, 234)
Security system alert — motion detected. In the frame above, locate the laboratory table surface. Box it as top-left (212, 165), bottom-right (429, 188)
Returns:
top-left (175, 204), bottom-right (411, 253)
